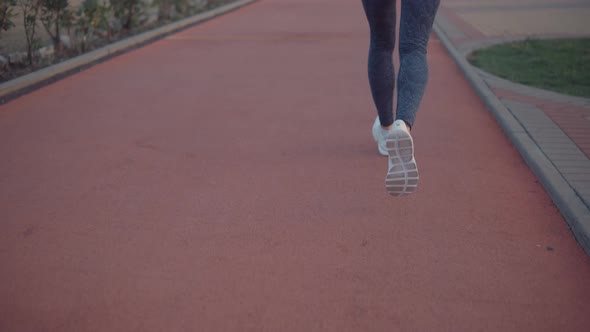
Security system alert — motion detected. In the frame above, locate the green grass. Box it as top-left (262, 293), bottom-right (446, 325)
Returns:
top-left (469, 38), bottom-right (590, 98)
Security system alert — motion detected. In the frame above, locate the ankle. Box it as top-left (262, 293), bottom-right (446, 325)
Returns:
top-left (395, 119), bottom-right (411, 132)
top-left (404, 121), bottom-right (412, 131)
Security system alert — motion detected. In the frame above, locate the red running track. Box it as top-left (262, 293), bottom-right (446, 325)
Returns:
top-left (1, 0), bottom-right (589, 331)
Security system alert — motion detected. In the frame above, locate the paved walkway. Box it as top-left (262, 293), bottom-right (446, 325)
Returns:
top-left (1, 1), bottom-right (590, 331)
top-left (436, 0), bottom-right (590, 236)
top-left (440, 0), bottom-right (590, 39)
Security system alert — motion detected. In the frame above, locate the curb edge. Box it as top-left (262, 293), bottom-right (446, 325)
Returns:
top-left (433, 17), bottom-right (590, 256)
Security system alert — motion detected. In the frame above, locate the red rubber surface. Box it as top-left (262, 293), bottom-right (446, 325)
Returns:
top-left (1, 1), bottom-right (589, 331)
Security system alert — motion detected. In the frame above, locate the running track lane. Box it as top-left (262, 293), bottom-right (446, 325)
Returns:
top-left (1, 0), bottom-right (589, 331)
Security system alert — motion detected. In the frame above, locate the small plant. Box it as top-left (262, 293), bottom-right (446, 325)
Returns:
top-left (153, 0), bottom-right (171, 21)
top-left (75, 0), bottom-right (111, 52)
top-left (154, 0), bottom-right (192, 21)
top-left (206, 0), bottom-right (230, 10)
top-left (0, 0), bottom-right (17, 37)
top-left (40, 0), bottom-right (73, 53)
top-left (18, 0), bottom-right (43, 65)
top-left (175, 0), bottom-right (193, 16)
top-left (109, 0), bottom-right (145, 31)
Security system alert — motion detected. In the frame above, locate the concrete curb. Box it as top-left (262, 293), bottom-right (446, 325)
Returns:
top-left (475, 67), bottom-right (590, 108)
top-left (433, 18), bottom-right (590, 256)
top-left (0, 0), bottom-right (257, 103)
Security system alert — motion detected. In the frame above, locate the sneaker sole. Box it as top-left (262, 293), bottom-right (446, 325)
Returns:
top-left (385, 129), bottom-right (419, 196)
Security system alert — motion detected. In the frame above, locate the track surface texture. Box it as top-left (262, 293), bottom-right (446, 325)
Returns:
top-left (1, 1), bottom-right (589, 331)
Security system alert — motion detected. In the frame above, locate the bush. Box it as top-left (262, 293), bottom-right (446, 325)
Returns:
top-left (109, 0), bottom-right (146, 31)
top-left (158, 0), bottom-right (203, 20)
top-left (0, 0), bottom-right (16, 37)
top-left (74, 0), bottom-right (111, 52)
top-left (40, 0), bottom-right (74, 52)
top-left (17, 0), bottom-right (43, 65)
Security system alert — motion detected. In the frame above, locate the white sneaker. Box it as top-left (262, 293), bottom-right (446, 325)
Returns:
top-left (371, 117), bottom-right (388, 156)
top-left (385, 120), bottom-right (419, 196)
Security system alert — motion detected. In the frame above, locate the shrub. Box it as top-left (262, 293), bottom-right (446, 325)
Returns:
top-left (40, 0), bottom-right (74, 52)
top-left (0, 0), bottom-right (16, 37)
top-left (17, 0), bottom-right (43, 65)
top-left (75, 0), bottom-right (111, 52)
top-left (109, 0), bottom-right (145, 31)
top-left (154, 0), bottom-right (196, 20)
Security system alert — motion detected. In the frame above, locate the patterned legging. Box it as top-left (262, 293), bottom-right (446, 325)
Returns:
top-left (362, 0), bottom-right (441, 128)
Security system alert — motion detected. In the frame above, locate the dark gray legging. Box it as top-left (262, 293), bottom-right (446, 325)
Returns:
top-left (362, 0), bottom-right (440, 128)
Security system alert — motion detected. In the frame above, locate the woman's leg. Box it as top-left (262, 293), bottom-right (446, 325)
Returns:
top-left (361, 0), bottom-right (397, 128)
top-left (396, 0), bottom-right (440, 128)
